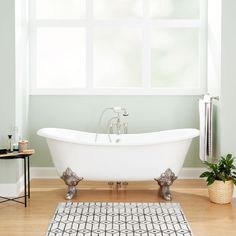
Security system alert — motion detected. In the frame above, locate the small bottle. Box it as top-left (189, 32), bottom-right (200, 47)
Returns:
top-left (13, 143), bottom-right (19, 151)
top-left (8, 134), bottom-right (13, 152)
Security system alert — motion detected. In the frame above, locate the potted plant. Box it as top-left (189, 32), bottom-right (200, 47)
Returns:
top-left (200, 154), bottom-right (236, 204)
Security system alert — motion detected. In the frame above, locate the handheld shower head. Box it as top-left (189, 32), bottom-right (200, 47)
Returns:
top-left (112, 107), bottom-right (129, 116)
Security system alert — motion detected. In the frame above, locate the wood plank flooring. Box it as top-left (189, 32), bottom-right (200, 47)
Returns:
top-left (0, 179), bottom-right (235, 236)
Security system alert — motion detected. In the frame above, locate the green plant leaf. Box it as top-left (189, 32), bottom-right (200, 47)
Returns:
top-left (217, 173), bottom-right (224, 181)
top-left (199, 172), bottom-right (211, 178)
top-left (226, 153), bottom-right (232, 160)
top-left (200, 154), bottom-right (236, 185)
top-left (203, 161), bottom-right (215, 169)
top-left (207, 176), bottom-right (215, 185)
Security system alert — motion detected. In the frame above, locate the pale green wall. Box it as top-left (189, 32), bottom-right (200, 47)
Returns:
top-left (0, 0), bottom-right (19, 184)
top-left (29, 95), bottom-right (202, 168)
top-left (207, 0), bottom-right (236, 159)
top-left (5, 0), bottom-right (236, 184)
top-left (221, 0), bottom-right (236, 156)
top-left (0, 0), bottom-right (15, 148)
top-left (0, 0), bottom-right (28, 184)
top-left (0, 0), bottom-right (236, 187)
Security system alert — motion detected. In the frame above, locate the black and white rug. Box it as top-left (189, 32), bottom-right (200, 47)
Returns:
top-left (46, 202), bottom-right (193, 236)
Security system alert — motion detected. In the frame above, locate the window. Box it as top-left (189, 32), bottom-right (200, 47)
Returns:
top-left (30, 0), bottom-right (206, 95)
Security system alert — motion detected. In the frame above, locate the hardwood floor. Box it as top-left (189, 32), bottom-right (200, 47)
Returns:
top-left (0, 179), bottom-right (235, 236)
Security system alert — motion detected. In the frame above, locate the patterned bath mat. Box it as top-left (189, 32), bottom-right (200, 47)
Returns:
top-left (46, 202), bottom-right (193, 236)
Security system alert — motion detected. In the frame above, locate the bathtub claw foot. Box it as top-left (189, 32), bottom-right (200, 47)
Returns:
top-left (155, 168), bottom-right (177, 201)
top-left (65, 186), bottom-right (77, 200)
top-left (61, 168), bottom-right (83, 200)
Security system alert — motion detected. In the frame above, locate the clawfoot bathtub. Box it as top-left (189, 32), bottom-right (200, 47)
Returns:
top-left (37, 128), bottom-right (199, 200)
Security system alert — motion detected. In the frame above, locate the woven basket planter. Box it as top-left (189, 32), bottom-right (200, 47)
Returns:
top-left (208, 180), bottom-right (234, 204)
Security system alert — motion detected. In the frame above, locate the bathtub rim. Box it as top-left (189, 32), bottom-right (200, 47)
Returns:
top-left (37, 128), bottom-right (200, 147)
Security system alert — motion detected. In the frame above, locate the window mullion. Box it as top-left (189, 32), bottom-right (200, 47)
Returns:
top-left (29, 0), bottom-right (37, 91)
top-left (142, 0), bottom-right (151, 88)
top-left (30, 0), bottom-right (205, 95)
top-left (86, 0), bottom-right (93, 89)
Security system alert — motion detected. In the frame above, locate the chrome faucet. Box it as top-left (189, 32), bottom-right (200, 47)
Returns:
top-left (108, 107), bottom-right (128, 135)
top-left (95, 107), bottom-right (129, 142)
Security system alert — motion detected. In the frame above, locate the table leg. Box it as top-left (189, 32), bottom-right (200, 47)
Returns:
top-left (27, 156), bottom-right (30, 199)
top-left (24, 157), bottom-right (27, 207)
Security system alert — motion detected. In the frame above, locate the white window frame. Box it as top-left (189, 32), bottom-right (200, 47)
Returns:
top-left (29, 0), bottom-right (207, 95)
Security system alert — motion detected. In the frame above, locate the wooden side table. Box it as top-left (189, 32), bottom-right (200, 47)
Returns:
top-left (0, 150), bottom-right (34, 207)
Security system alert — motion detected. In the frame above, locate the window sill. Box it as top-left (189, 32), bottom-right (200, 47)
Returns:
top-left (30, 88), bottom-right (205, 96)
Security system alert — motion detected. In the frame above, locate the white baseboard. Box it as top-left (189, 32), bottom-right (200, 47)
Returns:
top-left (0, 175), bottom-right (24, 197)
top-left (2, 167), bottom-right (235, 198)
top-left (30, 167), bottom-right (58, 179)
top-left (178, 167), bottom-right (205, 179)
top-left (30, 167), bottom-right (206, 180)
top-left (31, 167), bottom-right (236, 197)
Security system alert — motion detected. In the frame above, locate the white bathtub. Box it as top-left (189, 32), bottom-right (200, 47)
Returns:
top-left (37, 128), bottom-right (199, 181)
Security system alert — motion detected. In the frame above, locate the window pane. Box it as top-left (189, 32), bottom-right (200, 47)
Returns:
top-left (36, 0), bottom-right (85, 19)
top-left (151, 29), bottom-right (199, 88)
top-left (93, 28), bottom-right (142, 88)
top-left (36, 28), bottom-right (86, 88)
top-left (149, 0), bottom-right (200, 19)
top-left (94, 0), bottom-right (142, 19)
